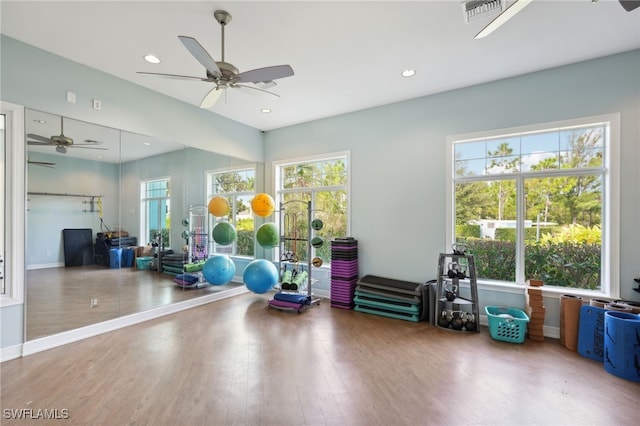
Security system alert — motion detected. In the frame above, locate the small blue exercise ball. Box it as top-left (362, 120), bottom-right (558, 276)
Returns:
top-left (243, 259), bottom-right (278, 294)
top-left (203, 255), bottom-right (236, 286)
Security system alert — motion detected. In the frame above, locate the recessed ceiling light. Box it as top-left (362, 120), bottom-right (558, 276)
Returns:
top-left (144, 54), bottom-right (161, 64)
top-left (143, 142), bottom-right (152, 146)
top-left (33, 119), bottom-right (47, 124)
top-left (401, 69), bottom-right (416, 77)
top-left (260, 108), bottom-right (271, 114)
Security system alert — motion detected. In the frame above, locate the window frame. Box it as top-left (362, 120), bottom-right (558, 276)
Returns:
top-left (273, 151), bottom-right (351, 264)
top-left (0, 101), bottom-right (25, 307)
top-left (139, 177), bottom-right (171, 247)
top-left (206, 165), bottom-right (257, 257)
top-left (446, 114), bottom-right (620, 298)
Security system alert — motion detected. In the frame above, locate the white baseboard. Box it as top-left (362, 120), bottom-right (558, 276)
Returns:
top-left (478, 314), bottom-right (560, 339)
top-left (19, 286), bottom-right (248, 358)
top-left (0, 344), bottom-right (23, 362)
top-left (27, 262), bottom-right (64, 270)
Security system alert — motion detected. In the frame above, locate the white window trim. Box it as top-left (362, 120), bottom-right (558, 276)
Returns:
top-left (446, 113), bottom-right (620, 298)
top-left (206, 164), bottom-right (257, 257)
top-left (272, 150), bottom-right (351, 237)
top-left (1, 101), bottom-right (25, 307)
top-left (139, 176), bottom-right (171, 247)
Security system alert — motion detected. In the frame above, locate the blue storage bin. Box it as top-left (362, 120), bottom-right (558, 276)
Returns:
top-left (121, 248), bottom-right (134, 267)
top-left (109, 248), bottom-right (122, 269)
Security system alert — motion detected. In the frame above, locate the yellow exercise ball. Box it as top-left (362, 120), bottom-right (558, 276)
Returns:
top-left (208, 196), bottom-right (230, 217)
top-left (251, 193), bottom-right (275, 218)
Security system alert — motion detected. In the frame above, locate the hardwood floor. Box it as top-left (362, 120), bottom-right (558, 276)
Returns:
top-left (26, 266), bottom-right (241, 340)
top-left (3, 292), bottom-right (638, 425)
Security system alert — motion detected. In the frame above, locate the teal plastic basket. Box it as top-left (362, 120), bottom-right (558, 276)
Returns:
top-left (485, 306), bottom-right (530, 344)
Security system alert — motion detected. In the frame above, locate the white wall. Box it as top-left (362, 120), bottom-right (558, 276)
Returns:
top-left (264, 50), bottom-right (640, 327)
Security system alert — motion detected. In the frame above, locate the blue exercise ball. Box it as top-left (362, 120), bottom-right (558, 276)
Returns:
top-left (202, 255), bottom-right (236, 286)
top-left (243, 259), bottom-right (278, 294)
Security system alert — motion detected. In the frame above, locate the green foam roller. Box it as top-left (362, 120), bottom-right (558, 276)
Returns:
top-left (184, 261), bottom-right (205, 272)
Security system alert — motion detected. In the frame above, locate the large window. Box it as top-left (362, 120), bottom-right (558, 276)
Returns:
top-left (140, 178), bottom-right (171, 247)
top-left (207, 166), bottom-right (255, 257)
top-left (448, 115), bottom-right (619, 295)
top-left (274, 152), bottom-right (350, 265)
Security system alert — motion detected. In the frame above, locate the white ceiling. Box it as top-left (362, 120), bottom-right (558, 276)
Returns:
top-left (2, 0), bottom-right (639, 132)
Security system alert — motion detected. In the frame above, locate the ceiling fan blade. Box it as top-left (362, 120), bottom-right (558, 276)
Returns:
top-left (137, 71), bottom-right (211, 82)
top-left (474, 0), bottom-right (533, 39)
top-left (27, 134), bottom-right (55, 144)
top-left (619, 1), bottom-right (640, 11)
top-left (200, 87), bottom-right (223, 108)
top-left (28, 160), bottom-right (55, 168)
top-left (234, 84), bottom-right (280, 98)
top-left (28, 141), bottom-right (55, 146)
top-left (235, 65), bottom-right (294, 84)
top-left (178, 36), bottom-right (221, 78)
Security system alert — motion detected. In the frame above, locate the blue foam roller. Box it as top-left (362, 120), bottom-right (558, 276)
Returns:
top-left (604, 311), bottom-right (640, 382)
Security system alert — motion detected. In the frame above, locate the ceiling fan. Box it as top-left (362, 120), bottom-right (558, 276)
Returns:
top-left (27, 116), bottom-right (106, 154)
top-left (137, 9), bottom-right (294, 108)
top-left (474, 0), bottom-right (639, 39)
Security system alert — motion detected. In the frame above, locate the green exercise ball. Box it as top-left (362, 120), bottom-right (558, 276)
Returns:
top-left (212, 222), bottom-right (237, 246)
top-left (256, 222), bottom-right (279, 249)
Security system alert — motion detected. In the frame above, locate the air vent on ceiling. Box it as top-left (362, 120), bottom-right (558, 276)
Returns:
top-left (462, 0), bottom-right (505, 23)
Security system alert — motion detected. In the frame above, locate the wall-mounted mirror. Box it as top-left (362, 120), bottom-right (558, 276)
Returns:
top-left (25, 109), bottom-right (257, 340)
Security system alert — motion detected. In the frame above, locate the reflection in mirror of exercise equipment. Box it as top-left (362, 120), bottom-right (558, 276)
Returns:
top-left (25, 108), bottom-right (258, 341)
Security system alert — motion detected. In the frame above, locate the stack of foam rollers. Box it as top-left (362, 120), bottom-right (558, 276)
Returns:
top-left (330, 237), bottom-right (359, 309)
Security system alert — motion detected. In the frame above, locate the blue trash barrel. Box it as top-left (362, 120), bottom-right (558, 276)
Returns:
top-left (121, 248), bottom-right (134, 267)
top-left (604, 311), bottom-right (640, 382)
top-left (109, 248), bottom-right (122, 269)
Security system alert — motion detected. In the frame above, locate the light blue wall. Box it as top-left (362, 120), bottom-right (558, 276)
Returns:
top-left (27, 152), bottom-right (120, 267)
top-left (264, 50), bottom-right (640, 326)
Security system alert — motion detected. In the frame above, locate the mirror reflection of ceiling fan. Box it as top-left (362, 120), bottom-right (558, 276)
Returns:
top-left (27, 157), bottom-right (56, 168)
top-left (137, 9), bottom-right (294, 108)
top-left (473, 0), bottom-right (639, 39)
top-left (27, 116), bottom-right (107, 154)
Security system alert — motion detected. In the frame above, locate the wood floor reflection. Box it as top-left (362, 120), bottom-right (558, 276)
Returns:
top-left (26, 265), bottom-right (240, 340)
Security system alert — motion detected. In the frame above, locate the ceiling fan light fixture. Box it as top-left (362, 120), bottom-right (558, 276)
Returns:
top-left (144, 54), bottom-right (161, 64)
top-left (56, 145), bottom-right (67, 154)
top-left (401, 69), bottom-right (416, 77)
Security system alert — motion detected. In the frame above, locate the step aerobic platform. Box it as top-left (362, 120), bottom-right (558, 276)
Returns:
top-left (354, 275), bottom-right (424, 322)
